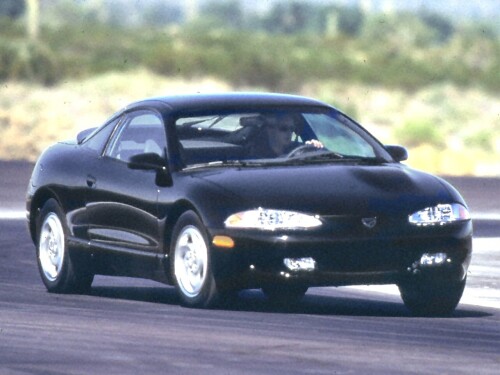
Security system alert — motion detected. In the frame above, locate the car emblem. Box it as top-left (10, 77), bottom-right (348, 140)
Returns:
top-left (361, 217), bottom-right (377, 229)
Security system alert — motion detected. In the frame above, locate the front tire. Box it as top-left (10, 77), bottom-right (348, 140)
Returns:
top-left (171, 211), bottom-right (219, 308)
top-left (399, 278), bottom-right (466, 317)
top-left (36, 199), bottom-right (93, 293)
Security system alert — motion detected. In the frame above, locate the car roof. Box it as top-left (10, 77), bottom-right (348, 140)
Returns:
top-left (125, 92), bottom-right (331, 113)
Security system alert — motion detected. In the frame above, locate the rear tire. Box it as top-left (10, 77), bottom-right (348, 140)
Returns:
top-left (399, 278), bottom-right (466, 317)
top-left (36, 199), bottom-right (93, 293)
top-left (171, 211), bottom-right (219, 308)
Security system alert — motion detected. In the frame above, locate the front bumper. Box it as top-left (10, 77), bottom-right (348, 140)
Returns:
top-left (209, 219), bottom-right (473, 290)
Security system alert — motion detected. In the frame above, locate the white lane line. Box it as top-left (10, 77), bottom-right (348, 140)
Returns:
top-left (472, 213), bottom-right (500, 221)
top-left (349, 237), bottom-right (500, 310)
top-left (348, 285), bottom-right (500, 310)
top-left (0, 210), bottom-right (26, 220)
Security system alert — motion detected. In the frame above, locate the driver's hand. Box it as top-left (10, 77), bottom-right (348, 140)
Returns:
top-left (305, 139), bottom-right (324, 148)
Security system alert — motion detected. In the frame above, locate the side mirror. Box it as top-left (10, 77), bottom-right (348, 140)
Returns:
top-left (128, 152), bottom-right (165, 170)
top-left (128, 153), bottom-right (173, 187)
top-left (385, 145), bottom-right (408, 162)
top-left (77, 127), bottom-right (97, 144)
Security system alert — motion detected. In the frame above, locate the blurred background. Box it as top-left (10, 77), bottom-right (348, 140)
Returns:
top-left (0, 0), bottom-right (498, 176)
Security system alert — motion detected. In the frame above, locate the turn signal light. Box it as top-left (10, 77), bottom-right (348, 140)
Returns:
top-left (212, 235), bottom-right (235, 248)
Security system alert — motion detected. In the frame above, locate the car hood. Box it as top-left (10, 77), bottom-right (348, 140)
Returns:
top-left (190, 164), bottom-right (461, 217)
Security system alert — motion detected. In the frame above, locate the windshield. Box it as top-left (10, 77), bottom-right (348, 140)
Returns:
top-left (174, 108), bottom-right (391, 167)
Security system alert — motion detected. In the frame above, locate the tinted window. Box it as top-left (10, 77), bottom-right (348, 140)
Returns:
top-left (175, 109), bottom-right (386, 166)
top-left (106, 112), bottom-right (166, 162)
top-left (303, 113), bottom-right (376, 157)
top-left (83, 117), bottom-right (120, 153)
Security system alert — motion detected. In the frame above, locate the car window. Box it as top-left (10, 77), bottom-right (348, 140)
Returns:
top-left (303, 113), bottom-right (376, 157)
top-left (106, 112), bottom-right (166, 162)
top-left (83, 117), bottom-right (121, 154)
top-left (176, 114), bottom-right (244, 132)
top-left (175, 109), bottom-right (384, 166)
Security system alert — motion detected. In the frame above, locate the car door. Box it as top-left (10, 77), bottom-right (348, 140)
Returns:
top-left (86, 109), bottom-right (167, 262)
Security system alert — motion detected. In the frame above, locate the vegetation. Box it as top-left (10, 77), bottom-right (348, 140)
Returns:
top-left (0, 1), bottom-right (499, 176)
top-left (394, 119), bottom-right (445, 148)
top-left (0, 2), bottom-right (498, 92)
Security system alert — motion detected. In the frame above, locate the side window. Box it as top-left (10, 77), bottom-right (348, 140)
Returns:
top-left (106, 111), bottom-right (166, 162)
top-left (83, 117), bottom-right (121, 154)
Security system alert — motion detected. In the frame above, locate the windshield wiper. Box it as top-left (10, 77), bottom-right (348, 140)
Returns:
top-left (284, 150), bottom-right (345, 163)
top-left (307, 150), bottom-right (345, 160)
top-left (183, 160), bottom-right (254, 170)
top-left (340, 155), bottom-right (386, 164)
top-left (284, 151), bottom-right (385, 165)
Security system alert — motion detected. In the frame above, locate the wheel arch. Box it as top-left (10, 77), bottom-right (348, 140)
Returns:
top-left (163, 199), bottom-right (203, 256)
top-left (28, 187), bottom-right (61, 244)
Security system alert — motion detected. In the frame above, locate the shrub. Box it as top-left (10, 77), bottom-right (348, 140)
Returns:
top-left (0, 39), bottom-right (58, 85)
top-left (393, 119), bottom-right (445, 148)
top-left (464, 129), bottom-right (494, 152)
top-left (1, 9), bottom-right (499, 94)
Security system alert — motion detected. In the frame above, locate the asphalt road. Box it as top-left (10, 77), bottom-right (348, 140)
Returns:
top-left (1, 161), bottom-right (499, 374)
top-left (1, 219), bottom-right (500, 375)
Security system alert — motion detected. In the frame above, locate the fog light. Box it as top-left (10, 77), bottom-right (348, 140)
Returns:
top-left (284, 257), bottom-right (316, 271)
top-left (419, 252), bottom-right (448, 266)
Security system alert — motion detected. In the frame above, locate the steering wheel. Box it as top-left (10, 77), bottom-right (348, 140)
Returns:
top-left (286, 144), bottom-right (320, 158)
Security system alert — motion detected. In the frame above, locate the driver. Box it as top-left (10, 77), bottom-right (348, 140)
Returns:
top-left (249, 113), bottom-right (323, 158)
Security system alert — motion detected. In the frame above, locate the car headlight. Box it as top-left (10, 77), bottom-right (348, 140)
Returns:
top-left (409, 203), bottom-right (470, 226)
top-left (225, 208), bottom-right (322, 231)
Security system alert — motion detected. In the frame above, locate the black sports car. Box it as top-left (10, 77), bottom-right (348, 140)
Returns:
top-left (26, 92), bottom-right (472, 316)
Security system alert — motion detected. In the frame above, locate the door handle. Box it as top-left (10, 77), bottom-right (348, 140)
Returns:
top-left (86, 175), bottom-right (96, 188)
